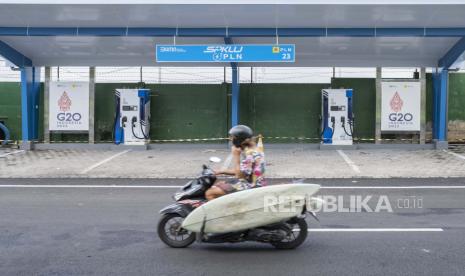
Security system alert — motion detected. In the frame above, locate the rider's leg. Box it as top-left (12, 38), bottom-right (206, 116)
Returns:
top-left (205, 186), bottom-right (226, 201)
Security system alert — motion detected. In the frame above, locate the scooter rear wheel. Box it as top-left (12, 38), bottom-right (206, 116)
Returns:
top-left (157, 213), bottom-right (196, 248)
top-left (271, 218), bottom-right (308, 249)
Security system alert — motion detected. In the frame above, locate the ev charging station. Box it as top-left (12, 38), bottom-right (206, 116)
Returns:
top-left (0, 3), bottom-right (461, 150)
top-left (321, 89), bottom-right (354, 145)
top-left (114, 89), bottom-right (151, 146)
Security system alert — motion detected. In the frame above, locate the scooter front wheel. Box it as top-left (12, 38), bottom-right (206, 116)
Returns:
top-left (157, 213), bottom-right (196, 248)
top-left (271, 218), bottom-right (308, 250)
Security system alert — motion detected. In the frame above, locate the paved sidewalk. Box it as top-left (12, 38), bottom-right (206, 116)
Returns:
top-left (1, 145), bottom-right (465, 178)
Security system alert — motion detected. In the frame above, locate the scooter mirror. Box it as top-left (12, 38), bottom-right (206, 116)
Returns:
top-left (209, 156), bottom-right (222, 163)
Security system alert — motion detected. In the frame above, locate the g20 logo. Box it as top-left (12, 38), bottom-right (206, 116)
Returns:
top-left (57, 113), bottom-right (82, 121)
top-left (389, 113), bottom-right (413, 122)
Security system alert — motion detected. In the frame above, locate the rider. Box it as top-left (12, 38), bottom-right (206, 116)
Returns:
top-left (205, 125), bottom-right (266, 200)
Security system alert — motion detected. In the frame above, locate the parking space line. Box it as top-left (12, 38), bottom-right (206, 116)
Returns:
top-left (337, 150), bottom-right (360, 173)
top-left (443, 149), bottom-right (465, 161)
top-left (0, 150), bottom-right (25, 158)
top-left (308, 228), bottom-right (443, 232)
top-left (80, 150), bottom-right (131, 174)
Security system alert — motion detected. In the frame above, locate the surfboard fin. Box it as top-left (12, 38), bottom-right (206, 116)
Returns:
top-left (303, 197), bottom-right (319, 222)
top-left (309, 211), bottom-right (319, 222)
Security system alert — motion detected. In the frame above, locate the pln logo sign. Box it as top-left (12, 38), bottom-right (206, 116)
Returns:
top-left (58, 91), bottom-right (72, 112)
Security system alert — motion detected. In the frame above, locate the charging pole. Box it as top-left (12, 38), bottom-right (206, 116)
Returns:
top-left (420, 68), bottom-right (426, 144)
top-left (231, 66), bottom-right (239, 127)
top-left (375, 67), bottom-right (382, 144)
top-left (43, 67), bottom-right (51, 143)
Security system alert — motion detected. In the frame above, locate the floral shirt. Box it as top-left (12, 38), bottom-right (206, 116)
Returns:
top-left (239, 147), bottom-right (266, 188)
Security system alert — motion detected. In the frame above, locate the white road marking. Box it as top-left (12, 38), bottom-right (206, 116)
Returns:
top-left (322, 186), bottom-right (465, 189)
top-left (308, 228), bottom-right (443, 232)
top-left (80, 150), bottom-right (131, 174)
top-left (0, 150), bottom-right (25, 158)
top-left (337, 150), bottom-right (360, 173)
top-left (1, 185), bottom-right (465, 189)
top-left (443, 149), bottom-right (465, 161)
top-left (0, 185), bottom-right (184, 188)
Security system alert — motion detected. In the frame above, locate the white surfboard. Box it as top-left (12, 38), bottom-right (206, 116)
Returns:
top-left (181, 183), bottom-right (320, 234)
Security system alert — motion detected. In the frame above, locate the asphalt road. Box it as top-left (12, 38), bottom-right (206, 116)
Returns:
top-left (0, 178), bottom-right (465, 276)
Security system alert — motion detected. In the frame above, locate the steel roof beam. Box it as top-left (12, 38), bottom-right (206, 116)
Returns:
top-left (2, 27), bottom-right (465, 37)
top-left (438, 37), bottom-right (465, 69)
top-left (0, 39), bottom-right (32, 67)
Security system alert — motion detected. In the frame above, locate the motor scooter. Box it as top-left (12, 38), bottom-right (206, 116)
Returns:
top-left (157, 158), bottom-right (316, 249)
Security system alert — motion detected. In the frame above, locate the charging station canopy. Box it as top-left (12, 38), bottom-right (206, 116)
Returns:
top-left (1, 1), bottom-right (465, 67)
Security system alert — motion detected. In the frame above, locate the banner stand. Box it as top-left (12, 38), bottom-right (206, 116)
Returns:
top-left (46, 77), bottom-right (91, 143)
top-left (375, 68), bottom-right (426, 144)
top-left (43, 68), bottom-right (95, 144)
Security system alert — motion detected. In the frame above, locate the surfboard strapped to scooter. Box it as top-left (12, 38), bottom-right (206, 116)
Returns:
top-left (157, 162), bottom-right (323, 249)
top-left (181, 183), bottom-right (321, 234)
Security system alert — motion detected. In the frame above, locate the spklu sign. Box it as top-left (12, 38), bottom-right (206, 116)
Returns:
top-left (49, 82), bottom-right (89, 131)
top-left (381, 82), bottom-right (421, 131)
top-left (156, 44), bottom-right (295, 62)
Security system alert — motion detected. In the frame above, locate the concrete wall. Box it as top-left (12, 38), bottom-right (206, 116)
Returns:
top-left (1, 73), bottom-right (464, 143)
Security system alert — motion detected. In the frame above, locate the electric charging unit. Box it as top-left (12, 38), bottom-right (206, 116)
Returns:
top-left (114, 88), bottom-right (151, 145)
top-left (321, 89), bottom-right (354, 145)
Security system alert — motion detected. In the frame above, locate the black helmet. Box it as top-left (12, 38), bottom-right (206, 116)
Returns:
top-left (229, 125), bottom-right (253, 147)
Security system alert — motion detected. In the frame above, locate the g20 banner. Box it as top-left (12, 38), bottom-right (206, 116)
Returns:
top-left (381, 81), bottom-right (421, 131)
top-left (49, 82), bottom-right (89, 131)
top-left (156, 44), bottom-right (295, 62)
